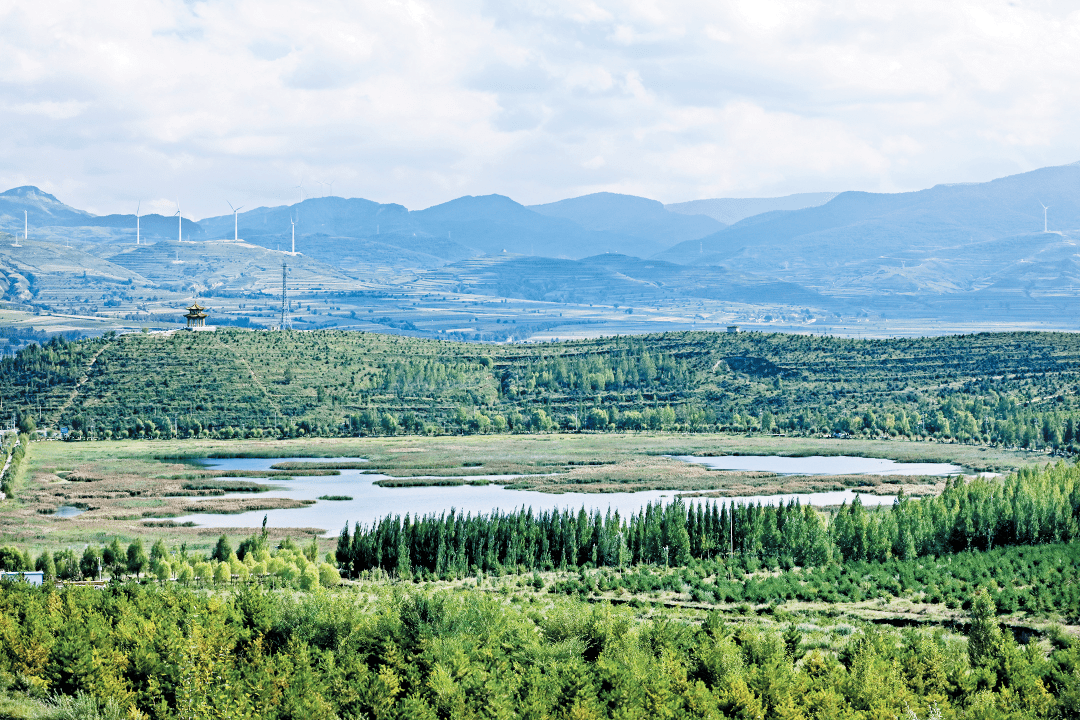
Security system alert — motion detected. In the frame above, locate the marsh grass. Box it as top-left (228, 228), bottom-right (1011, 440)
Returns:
top-left (2, 434), bottom-right (1052, 554)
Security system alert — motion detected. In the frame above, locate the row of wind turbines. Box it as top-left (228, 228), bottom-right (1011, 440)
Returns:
top-left (133, 197), bottom-right (299, 255)
top-left (120, 196), bottom-right (1065, 255)
top-left (7, 193), bottom-right (1069, 251)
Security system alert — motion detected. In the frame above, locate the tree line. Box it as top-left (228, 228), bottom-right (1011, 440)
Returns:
top-left (335, 461), bottom-right (1080, 578)
top-left (0, 578), bottom-right (1075, 718)
top-left (10, 330), bottom-right (1080, 454)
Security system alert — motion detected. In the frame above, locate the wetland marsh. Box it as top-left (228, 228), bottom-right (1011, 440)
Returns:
top-left (1, 433), bottom-right (1050, 552)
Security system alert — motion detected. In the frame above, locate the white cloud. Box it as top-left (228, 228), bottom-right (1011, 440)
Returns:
top-left (7, 101), bottom-right (90, 119)
top-left (0, 0), bottom-right (1078, 217)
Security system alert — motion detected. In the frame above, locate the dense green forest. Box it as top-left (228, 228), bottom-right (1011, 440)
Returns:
top-left (336, 462), bottom-right (1080, 578)
top-left (1, 462), bottom-right (1079, 717)
top-left (7, 329), bottom-right (1080, 452)
top-left (1, 577), bottom-right (1078, 719)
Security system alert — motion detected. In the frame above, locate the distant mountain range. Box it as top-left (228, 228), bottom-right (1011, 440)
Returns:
top-left (658, 163), bottom-right (1080, 296)
top-left (665, 192), bottom-right (838, 224)
top-left (528, 193), bottom-right (725, 255)
top-left (199, 193), bottom-right (723, 262)
top-left (0, 186), bottom-right (797, 264)
top-left (0, 186), bottom-right (203, 241)
top-left (0, 187), bottom-right (728, 262)
top-left (2, 163), bottom-right (1079, 310)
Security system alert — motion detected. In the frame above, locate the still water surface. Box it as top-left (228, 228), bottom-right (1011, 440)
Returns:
top-left (164, 455), bottom-right (955, 535)
top-left (672, 455), bottom-right (965, 476)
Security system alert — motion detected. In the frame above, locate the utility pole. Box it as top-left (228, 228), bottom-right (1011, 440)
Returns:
top-left (725, 502), bottom-right (734, 580)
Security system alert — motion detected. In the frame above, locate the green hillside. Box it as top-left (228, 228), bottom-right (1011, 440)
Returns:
top-left (5, 328), bottom-right (1080, 449)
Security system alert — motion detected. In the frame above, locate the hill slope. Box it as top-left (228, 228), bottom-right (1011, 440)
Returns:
top-left (7, 329), bottom-right (1080, 458)
top-left (529, 192), bottom-right (724, 250)
top-left (198, 194), bottom-right (664, 263)
top-left (414, 253), bottom-right (831, 307)
top-left (0, 187), bottom-right (203, 241)
top-left (657, 163), bottom-right (1080, 297)
top-left (665, 192), bottom-right (839, 224)
top-left (411, 194), bottom-right (658, 259)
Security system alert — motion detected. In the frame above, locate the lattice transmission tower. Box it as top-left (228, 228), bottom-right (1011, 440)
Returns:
top-left (280, 260), bottom-right (290, 330)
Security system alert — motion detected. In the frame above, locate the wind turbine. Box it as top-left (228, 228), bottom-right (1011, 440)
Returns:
top-left (136, 201), bottom-right (141, 245)
top-left (11, 211), bottom-right (24, 247)
top-left (175, 201), bottom-right (182, 243)
top-left (293, 180), bottom-right (304, 205)
top-left (324, 179), bottom-right (336, 197)
top-left (1040, 201), bottom-right (1050, 233)
top-left (290, 214), bottom-right (296, 254)
top-left (226, 200), bottom-right (244, 242)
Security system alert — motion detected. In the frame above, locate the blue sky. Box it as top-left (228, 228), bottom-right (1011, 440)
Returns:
top-left (1, 0), bottom-right (1078, 219)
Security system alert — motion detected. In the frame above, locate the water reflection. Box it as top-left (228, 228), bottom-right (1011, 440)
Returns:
top-left (672, 454), bottom-right (965, 476)
top-left (169, 457), bottom-right (907, 535)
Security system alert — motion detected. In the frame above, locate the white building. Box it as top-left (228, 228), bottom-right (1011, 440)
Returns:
top-left (0, 571), bottom-right (44, 586)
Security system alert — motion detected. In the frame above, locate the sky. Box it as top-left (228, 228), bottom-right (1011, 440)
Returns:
top-left (1, 0), bottom-right (1079, 219)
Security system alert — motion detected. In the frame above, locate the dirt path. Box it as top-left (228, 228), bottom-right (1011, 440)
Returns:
top-left (213, 336), bottom-right (285, 417)
top-left (49, 341), bottom-right (111, 428)
top-left (0, 441), bottom-right (16, 499)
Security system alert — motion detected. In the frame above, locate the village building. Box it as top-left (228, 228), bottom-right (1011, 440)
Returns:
top-left (0, 571), bottom-right (44, 586)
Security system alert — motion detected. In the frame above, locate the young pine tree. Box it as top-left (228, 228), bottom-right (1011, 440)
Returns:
top-left (968, 587), bottom-right (1004, 669)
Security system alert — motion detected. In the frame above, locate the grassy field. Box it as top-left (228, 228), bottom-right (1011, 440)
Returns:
top-left (0, 434), bottom-right (1052, 555)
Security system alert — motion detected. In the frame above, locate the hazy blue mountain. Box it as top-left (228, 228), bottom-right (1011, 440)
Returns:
top-left (528, 192), bottom-right (724, 250)
top-left (665, 192), bottom-right (839, 224)
top-left (92, 213), bottom-right (203, 240)
top-left (657, 163), bottom-right (1080, 295)
top-left (411, 194), bottom-right (658, 258)
top-left (0, 186), bottom-right (202, 240)
top-left (200, 196), bottom-right (416, 240)
top-left (196, 196), bottom-right (476, 265)
top-left (202, 194), bottom-right (646, 263)
top-left (0, 186), bottom-right (92, 230)
top-left (201, 193), bottom-right (715, 261)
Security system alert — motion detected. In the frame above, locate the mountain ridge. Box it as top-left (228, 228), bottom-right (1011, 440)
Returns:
top-left (656, 162), bottom-right (1080, 297)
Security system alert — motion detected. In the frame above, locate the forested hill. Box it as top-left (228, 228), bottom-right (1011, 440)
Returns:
top-left (6, 329), bottom-right (1080, 450)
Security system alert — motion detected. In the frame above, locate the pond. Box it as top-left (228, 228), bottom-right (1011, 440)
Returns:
top-left (672, 454), bottom-right (966, 476)
top-left (54, 506), bottom-right (86, 518)
top-left (167, 456), bottom-right (911, 535)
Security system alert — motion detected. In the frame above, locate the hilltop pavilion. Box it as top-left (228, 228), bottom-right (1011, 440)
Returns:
top-left (184, 301), bottom-right (208, 328)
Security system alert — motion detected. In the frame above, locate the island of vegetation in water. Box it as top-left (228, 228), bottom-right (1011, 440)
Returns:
top-left (0, 433), bottom-right (1050, 544)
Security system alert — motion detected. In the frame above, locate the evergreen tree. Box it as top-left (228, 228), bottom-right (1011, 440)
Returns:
top-left (103, 538), bottom-right (125, 577)
top-left (211, 535), bottom-right (233, 563)
top-left (35, 550), bottom-right (56, 581)
top-left (80, 547), bottom-right (100, 580)
top-left (968, 587), bottom-right (1003, 669)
